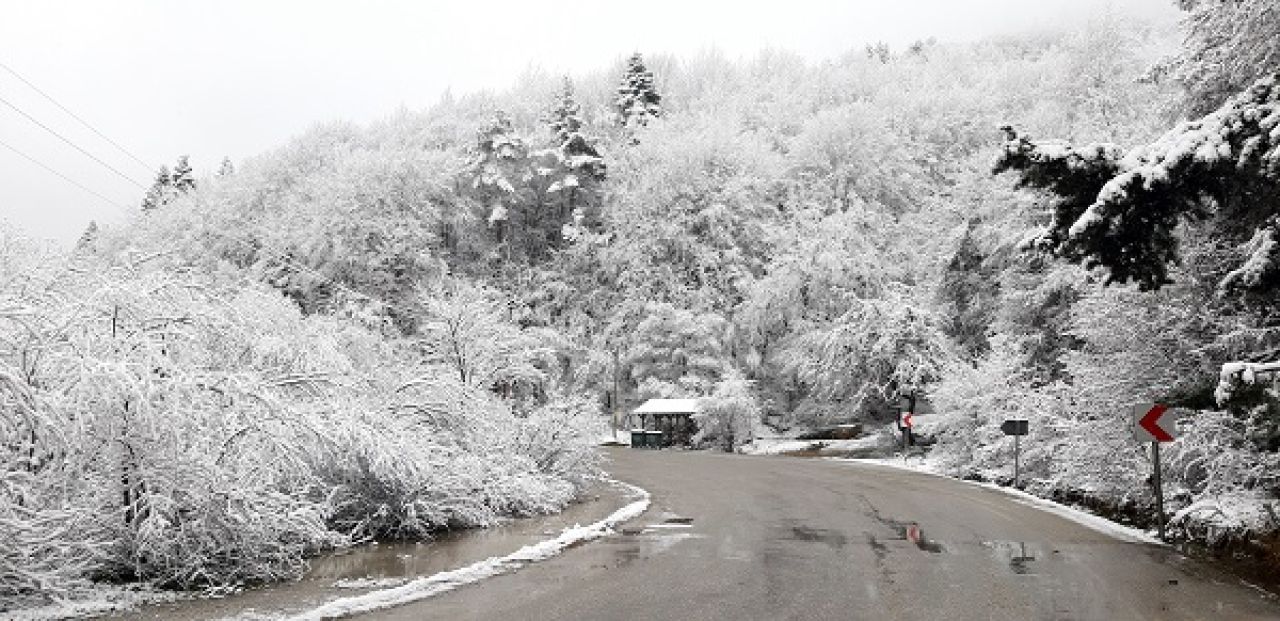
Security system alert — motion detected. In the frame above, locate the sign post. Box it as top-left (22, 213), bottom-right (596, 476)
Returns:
top-left (895, 392), bottom-right (918, 459)
top-left (1000, 419), bottom-right (1029, 487)
top-left (1133, 403), bottom-right (1180, 540)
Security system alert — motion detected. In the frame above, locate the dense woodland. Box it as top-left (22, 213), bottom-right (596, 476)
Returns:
top-left (4, 0), bottom-right (1280, 609)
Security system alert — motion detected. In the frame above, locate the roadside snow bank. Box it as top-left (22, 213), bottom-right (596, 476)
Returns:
top-left (9, 585), bottom-right (187, 620)
top-left (840, 458), bottom-right (1162, 545)
top-left (742, 436), bottom-right (884, 456)
top-left (286, 481), bottom-right (651, 620)
top-left (1171, 491), bottom-right (1280, 545)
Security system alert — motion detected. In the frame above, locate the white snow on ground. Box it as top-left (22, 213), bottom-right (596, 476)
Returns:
top-left (740, 438), bottom-right (816, 455)
top-left (9, 584), bottom-right (189, 620)
top-left (598, 431), bottom-right (631, 446)
top-left (1172, 491), bottom-right (1280, 540)
top-left (840, 457), bottom-right (1162, 545)
top-left (742, 435), bottom-right (882, 456)
top-left (331, 577), bottom-right (408, 590)
top-left (284, 481), bottom-right (651, 620)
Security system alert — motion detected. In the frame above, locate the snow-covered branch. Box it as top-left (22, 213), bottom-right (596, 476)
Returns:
top-left (1216, 360), bottom-right (1280, 404)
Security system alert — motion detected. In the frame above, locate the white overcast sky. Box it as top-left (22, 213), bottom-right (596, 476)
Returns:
top-left (1, 0), bottom-right (1178, 245)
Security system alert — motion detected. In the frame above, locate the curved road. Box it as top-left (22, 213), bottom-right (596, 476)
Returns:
top-left (360, 448), bottom-right (1279, 620)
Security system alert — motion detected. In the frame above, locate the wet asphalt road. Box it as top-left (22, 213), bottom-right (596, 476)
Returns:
top-left (362, 448), bottom-right (1280, 621)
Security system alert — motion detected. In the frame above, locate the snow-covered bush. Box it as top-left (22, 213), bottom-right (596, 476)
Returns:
top-left (0, 231), bottom-right (599, 610)
top-left (510, 393), bottom-right (605, 487)
top-left (0, 374), bottom-right (104, 605)
top-left (1170, 492), bottom-right (1280, 547)
top-left (694, 372), bottom-right (761, 451)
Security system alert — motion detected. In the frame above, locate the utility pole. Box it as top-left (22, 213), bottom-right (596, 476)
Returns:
top-left (904, 391), bottom-right (916, 453)
top-left (612, 348), bottom-right (620, 442)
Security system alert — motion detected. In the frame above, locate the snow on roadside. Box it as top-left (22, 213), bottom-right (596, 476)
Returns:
top-left (839, 457), bottom-right (1162, 545)
top-left (742, 435), bottom-right (882, 456)
top-left (9, 584), bottom-right (189, 620)
top-left (740, 438), bottom-right (816, 455)
top-left (598, 431), bottom-right (631, 446)
top-left (331, 577), bottom-right (407, 590)
top-left (284, 481), bottom-right (651, 620)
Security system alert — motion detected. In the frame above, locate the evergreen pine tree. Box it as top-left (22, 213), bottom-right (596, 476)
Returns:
top-left (172, 155), bottom-right (196, 193)
top-left (73, 220), bottom-right (99, 254)
top-left (996, 73), bottom-right (1280, 293)
top-left (141, 165), bottom-right (173, 211)
top-left (545, 77), bottom-right (607, 238)
top-left (937, 221), bottom-right (1000, 358)
top-left (614, 53), bottom-right (662, 132)
top-left (466, 112), bottom-right (531, 259)
top-left (217, 156), bottom-right (235, 177)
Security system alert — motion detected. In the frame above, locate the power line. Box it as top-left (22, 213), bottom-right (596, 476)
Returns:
top-left (0, 92), bottom-right (147, 190)
top-left (0, 61), bottom-right (155, 174)
top-left (0, 135), bottom-right (366, 305)
top-left (0, 136), bottom-right (129, 210)
top-left (0, 137), bottom-right (353, 303)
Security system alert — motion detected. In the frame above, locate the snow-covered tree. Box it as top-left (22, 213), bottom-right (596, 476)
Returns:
top-left (467, 111), bottom-right (529, 212)
top-left (140, 165), bottom-right (174, 211)
top-left (1168, 0), bottom-right (1280, 115)
top-left (776, 284), bottom-right (958, 420)
top-left (217, 156), bottom-right (235, 177)
top-left (73, 220), bottom-right (99, 255)
top-left (140, 157), bottom-right (197, 211)
top-left (627, 303), bottom-right (729, 399)
top-left (540, 78), bottom-right (606, 236)
top-left (996, 73), bottom-right (1280, 293)
top-left (789, 103), bottom-right (923, 214)
top-left (614, 53), bottom-right (662, 132)
top-left (416, 282), bottom-right (555, 399)
top-left (937, 221), bottom-right (1000, 358)
top-left (695, 371), bottom-right (761, 451)
top-left (171, 155), bottom-right (196, 193)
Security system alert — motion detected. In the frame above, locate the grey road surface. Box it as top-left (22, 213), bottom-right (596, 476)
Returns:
top-left (361, 448), bottom-right (1280, 620)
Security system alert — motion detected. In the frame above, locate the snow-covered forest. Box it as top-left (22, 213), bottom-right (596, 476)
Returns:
top-left (4, 0), bottom-right (1280, 612)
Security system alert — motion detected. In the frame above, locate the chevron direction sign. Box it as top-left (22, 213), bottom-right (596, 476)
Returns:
top-left (1133, 403), bottom-right (1180, 442)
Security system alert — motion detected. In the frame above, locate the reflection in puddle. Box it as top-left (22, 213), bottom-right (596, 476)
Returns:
top-left (900, 523), bottom-right (945, 554)
top-left (863, 504), bottom-right (945, 554)
top-left (984, 541), bottom-right (1039, 575)
top-left (611, 525), bottom-right (703, 566)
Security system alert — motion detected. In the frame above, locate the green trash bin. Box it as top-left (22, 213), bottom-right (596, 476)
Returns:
top-left (631, 429), bottom-right (648, 449)
top-left (648, 430), bottom-right (664, 449)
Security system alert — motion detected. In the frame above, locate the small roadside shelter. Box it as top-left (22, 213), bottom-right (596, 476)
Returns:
top-left (633, 398), bottom-right (700, 447)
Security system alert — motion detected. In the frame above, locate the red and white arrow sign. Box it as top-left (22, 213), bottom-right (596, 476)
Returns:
top-left (900, 412), bottom-right (914, 429)
top-left (1133, 403), bottom-right (1178, 442)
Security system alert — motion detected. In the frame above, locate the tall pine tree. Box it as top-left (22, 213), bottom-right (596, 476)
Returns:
top-left (614, 53), bottom-right (662, 133)
top-left (140, 165), bottom-right (173, 211)
top-left (172, 155), bottom-right (196, 193)
top-left (466, 112), bottom-right (531, 260)
top-left (544, 77), bottom-right (606, 236)
top-left (996, 73), bottom-right (1280, 294)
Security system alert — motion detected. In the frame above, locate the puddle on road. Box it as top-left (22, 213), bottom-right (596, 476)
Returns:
top-left (866, 534), bottom-right (889, 562)
top-left (983, 541), bottom-right (1041, 575)
top-left (109, 483), bottom-right (632, 621)
top-left (862, 505), bottom-right (945, 554)
top-left (784, 524), bottom-right (849, 549)
top-left (607, 520), bottom-right (704, 567)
